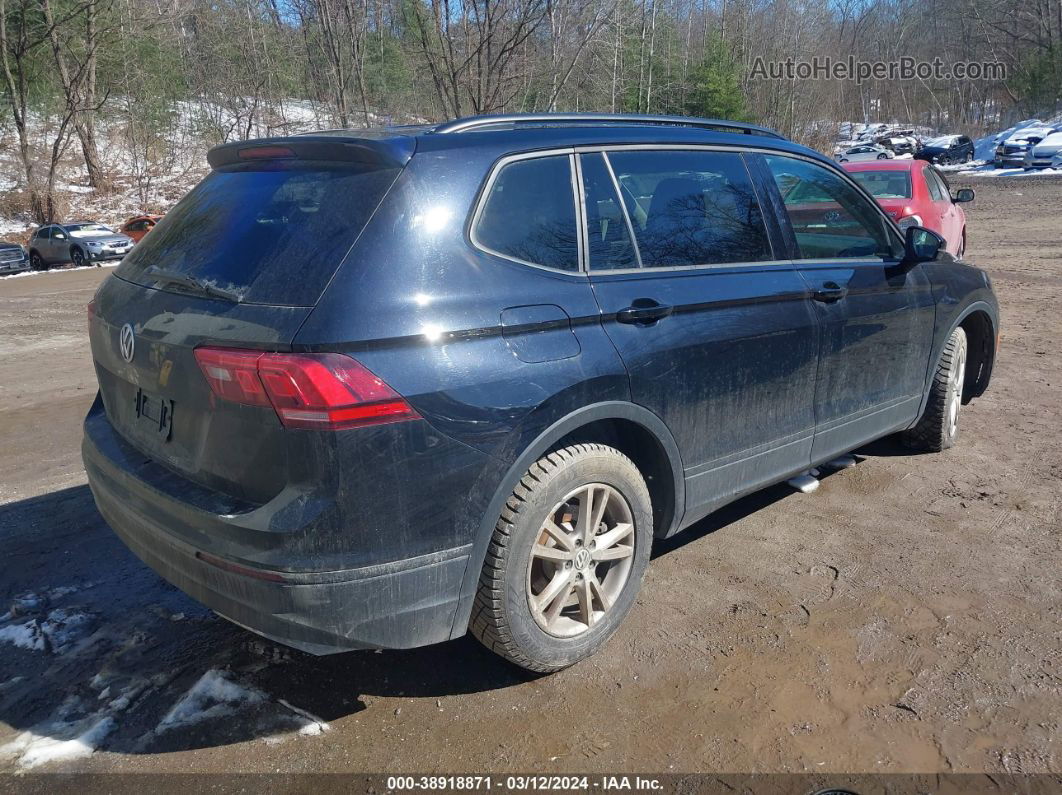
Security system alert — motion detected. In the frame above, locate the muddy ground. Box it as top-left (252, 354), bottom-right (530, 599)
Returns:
top-left (0, 175), bottom-right (1059, 777)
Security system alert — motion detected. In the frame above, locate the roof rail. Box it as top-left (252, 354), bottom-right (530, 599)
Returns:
top-left (431, 113), bottom-right (784, 139)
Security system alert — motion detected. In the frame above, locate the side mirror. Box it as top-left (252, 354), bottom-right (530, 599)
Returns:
top-left (953, 188), bottom-right (975, 203)
top-left (903, 226), bottom-right (945, 264)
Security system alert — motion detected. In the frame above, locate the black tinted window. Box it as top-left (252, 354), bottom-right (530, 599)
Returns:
top-left (116, 162), bottom-right (399, 306)
top-left (767, 155), bottom-right (901, 260)
top-left (607, 149), bottom-right (772, 267)
top-left (580, 153), bottom-right (637, 270)
top-left (474, 156), bottom-right (578, 271)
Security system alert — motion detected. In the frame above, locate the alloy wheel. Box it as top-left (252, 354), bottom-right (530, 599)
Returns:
top-left (947, 345), bottom-right (967, 438)
top-left (526, 483), bottom-right (636, 638)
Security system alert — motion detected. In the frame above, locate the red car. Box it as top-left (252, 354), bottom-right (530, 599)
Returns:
top-left (841, 160), bottom-right (973, 257)
top-left (119, 214), bottom-right (163, 243)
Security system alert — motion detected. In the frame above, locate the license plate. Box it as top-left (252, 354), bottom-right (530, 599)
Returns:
top-left (134, 387), bottom-right (174, 441)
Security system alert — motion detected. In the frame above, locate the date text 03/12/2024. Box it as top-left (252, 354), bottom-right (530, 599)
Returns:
top-left (386, 776), bottom-right (664, 791)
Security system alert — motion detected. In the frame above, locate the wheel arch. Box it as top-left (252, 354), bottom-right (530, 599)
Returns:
top-left (448, 401), bottom-right (685, 639)
top-left (957, 306), bottom-right (996, 402)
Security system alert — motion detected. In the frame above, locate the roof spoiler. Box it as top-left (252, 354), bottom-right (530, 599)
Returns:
top-left (207, 135), bottom-right (416, 170)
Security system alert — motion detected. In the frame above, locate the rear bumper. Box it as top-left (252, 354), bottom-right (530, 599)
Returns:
top-left (82, 401), bottom-right (471, 654)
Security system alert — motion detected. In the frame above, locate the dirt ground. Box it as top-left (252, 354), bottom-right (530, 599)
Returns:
top-left (0, 175), bottom-right (1059, 778)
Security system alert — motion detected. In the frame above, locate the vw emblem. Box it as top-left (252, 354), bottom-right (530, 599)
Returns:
top-left (574, 548), bottom-right (592, 570)
top-left (824, 210), bottom-right (841, 222)
top-left (119, 323), bottom-right (135, 363)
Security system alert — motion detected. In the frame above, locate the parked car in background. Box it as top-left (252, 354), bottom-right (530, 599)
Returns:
top-left (994, 125), bottom-right (1059, 168)
top-left (842, 159), bottom-right (973, 258)
top-left (915, 135), bottom-right (974, 166)
top-left (836, 144), bottom-right (894, 162)
top-left (84, 113), bottom-right (998, 673)
top-left (0, 241), bottom-right (30, 275)
top-left (120, 214), bottom-right (163, 243)
top-left (1023, 131), bottom-right (1062, 169)
top-left (876, 132), bottom-right (918, 155)
top-left (29, 222), bottom-right (134, 270)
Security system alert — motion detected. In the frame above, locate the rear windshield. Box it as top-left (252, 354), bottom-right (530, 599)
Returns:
top-left (849, 170), bottom-right (913, 199)
top-left (116, 161), bottom-right (399, 306)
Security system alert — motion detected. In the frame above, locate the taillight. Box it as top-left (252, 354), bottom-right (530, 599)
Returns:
top-left (193, 347), bottom-right (418, 431)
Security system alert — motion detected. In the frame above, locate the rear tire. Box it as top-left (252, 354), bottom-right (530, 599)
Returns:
top-left (902, 327), bottom-right (968, 452)
top-left (470, 444), bottom-right (653, 673)
top-left (29, 251), bottom-right (44, 271)
top-left (877, 153), bottom-right (888, 159)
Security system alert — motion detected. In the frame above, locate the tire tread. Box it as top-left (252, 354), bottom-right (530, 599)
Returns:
top-left (470, 443), bottom-right (641, 673)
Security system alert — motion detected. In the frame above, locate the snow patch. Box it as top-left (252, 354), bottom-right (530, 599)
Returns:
top-left (0, 608), bottom-right (96, 654)
top-left (0, 620), bottom-right (46, 651)
top-left (0, 262), bottom-right (119, 279)
top-left (156, 669), bottom-right (266, 732)
top-left (0, 718), bottom-right (115, 769)
top-left (278, 698), bottom-right (331, 736)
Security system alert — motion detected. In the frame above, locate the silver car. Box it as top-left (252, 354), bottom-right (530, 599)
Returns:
top-left (28, 222), bottom-right (134, 270)
top-left (1024, 131), bottom-right (1062, 169)
top-left (994, 125), bottom-right (1059, 168)
top-left (836, 144), bottom-right (894, 163)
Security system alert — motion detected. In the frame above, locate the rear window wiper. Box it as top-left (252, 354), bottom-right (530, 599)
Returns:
top-left (146, 268), bottom-right (242, 303)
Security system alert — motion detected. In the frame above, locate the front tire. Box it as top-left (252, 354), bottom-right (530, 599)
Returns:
top-left (902, 327), bottom-right (968, 452)
top-left (71, 247), bottom-right (86, 268)
top-left (470, 444), bottom-right (653, 673)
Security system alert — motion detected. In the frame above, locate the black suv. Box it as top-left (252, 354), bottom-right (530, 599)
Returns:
top-left (83, 113), bottom-right (998, 672)
top-left (915, 135), bottom-right (975, 166)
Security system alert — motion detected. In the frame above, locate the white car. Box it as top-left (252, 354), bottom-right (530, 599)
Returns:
top-left (995, 125), bottom-right (1059, 167)
top-left (1024, 131), bottom-right (1062, 169)
top-left (836, 144), bottom-right (894, 163)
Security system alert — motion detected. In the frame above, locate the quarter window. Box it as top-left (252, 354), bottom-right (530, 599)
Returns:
top-left (766, 155), bottom-right (901, 260)
top-left (605, 149), bottom-right (773, 268)
top-left (474, 155), bottom-right (579, 272)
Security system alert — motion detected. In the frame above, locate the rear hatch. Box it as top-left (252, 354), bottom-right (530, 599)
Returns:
top-left (89, 135), bottom-right (412, 503)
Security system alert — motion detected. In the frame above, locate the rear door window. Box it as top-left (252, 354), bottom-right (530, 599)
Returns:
top-left (579, 152), bottom-right (638, 270)
top-left (116, 162), bottom-right (400, 306)
top-left (924, 168), bottom-right (948, 202)
top-left (605, 149), bottom-right (772, 267)
top-left (473, 155), bottom-right (579, 271)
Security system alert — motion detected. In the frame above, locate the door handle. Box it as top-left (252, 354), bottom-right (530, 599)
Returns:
top-left (812, 282), bottom-right (848, 303)
top-left (616, 299), bottom-right (673, 325)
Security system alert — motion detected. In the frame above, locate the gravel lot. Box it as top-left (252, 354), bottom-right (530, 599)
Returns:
top-left (0, 175), bottom-right (1059, 776)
